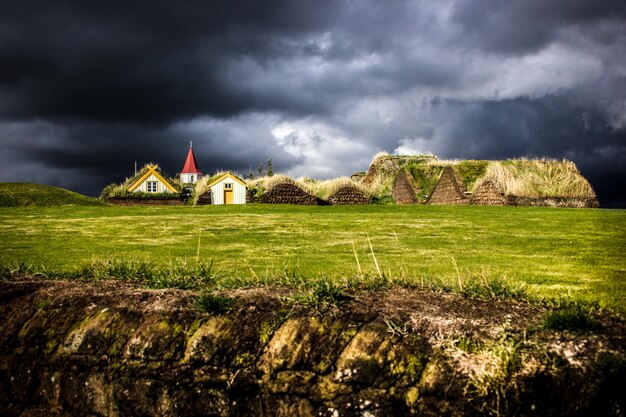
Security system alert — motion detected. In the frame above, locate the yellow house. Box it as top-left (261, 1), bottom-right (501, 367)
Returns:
top-left (127, 165), bottom-right (178, 194)
top-left (208, 173), bottom-right (247, 204)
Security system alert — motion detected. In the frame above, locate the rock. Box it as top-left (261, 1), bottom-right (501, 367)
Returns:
top-left (123, 315), bottom-right (187, 361)
top-left (335, 322), bottom-right (391, 384)
top-left (259, 317), bottom-right (322, 373)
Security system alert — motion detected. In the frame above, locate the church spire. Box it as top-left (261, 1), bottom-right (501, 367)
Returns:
top-left (180, 142), bottom-right (202, 183)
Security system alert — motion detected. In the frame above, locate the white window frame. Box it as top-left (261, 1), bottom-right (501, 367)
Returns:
top-left (147, 181), bottom-right (157, 193)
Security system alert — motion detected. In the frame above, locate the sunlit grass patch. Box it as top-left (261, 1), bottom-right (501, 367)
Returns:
top-left (0, 205), bottom-right (624, 309)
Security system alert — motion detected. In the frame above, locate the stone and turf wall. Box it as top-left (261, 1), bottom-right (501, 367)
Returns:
top-left (105, 197), bottom-right (185, 206)
top-left (1, 280), bottom-right (624, 416)
top-left (261, 183), bottom-right (318, 205)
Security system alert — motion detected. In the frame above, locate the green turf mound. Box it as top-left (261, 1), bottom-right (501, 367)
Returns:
top-left (0, 183), bottom-right (103, 207)
top-left (357, 153), bottom-right (597, 203)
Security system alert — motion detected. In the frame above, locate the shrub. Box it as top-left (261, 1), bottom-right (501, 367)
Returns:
top-left (543, 305), bottom-right (599, 331)
top-left (288, 278), bottom-right (351, 311)
top-left (371, 195), bottom-right (395, 205)
top-left (193, 293), bottom-right (235, 315)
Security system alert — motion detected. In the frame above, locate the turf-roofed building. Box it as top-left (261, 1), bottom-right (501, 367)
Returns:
top-left (211, 173), bottom-right (247, 205)
top-left (127, 164), bottom-right (177, 194)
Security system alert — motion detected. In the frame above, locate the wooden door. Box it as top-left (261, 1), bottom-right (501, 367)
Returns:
top-left (224, 183), bottom-right (234, 204)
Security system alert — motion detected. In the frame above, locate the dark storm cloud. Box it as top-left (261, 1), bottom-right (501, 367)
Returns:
top-left (0, 118), bottom-right (299, 196)
top-left (0, 0), bottom-right (465, 123)
top-left (451, 0), bottom-right (626, 54)
top-left (0, 0), bottom-right (344, 123)
top-left (0, 0), bottom-right (625, 205)
top-left (382, 94), bottom-right (626, 206)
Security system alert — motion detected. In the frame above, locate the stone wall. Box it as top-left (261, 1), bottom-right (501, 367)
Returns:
top-left (328, 186), bottom-right (371, 205)
top-left (392, 170), bottom-right (418, 204)
top-left (1, 280), bottom-right (624, 417)
top-left (261, 183), bottom-right (318, 205)
top-left (427, 167), bottom-right (469, 205)
top-left (506, 195), bottom-right (600, 208)
top-left (470, 180), bottom-right (507, 206)
top-left (196, 191), bottom-right (212, 205)
top-left (106, 197), bottom-right (185, 206)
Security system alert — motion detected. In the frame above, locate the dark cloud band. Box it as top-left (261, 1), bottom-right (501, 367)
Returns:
top-left (0, 0), bottom-right (624, 206)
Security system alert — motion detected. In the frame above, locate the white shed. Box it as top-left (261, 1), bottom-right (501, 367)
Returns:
top-left (209, 173), bottom-right (247, 205)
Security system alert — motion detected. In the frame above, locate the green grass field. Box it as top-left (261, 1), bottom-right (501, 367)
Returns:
top-left (1, 204), bottom-right (624, 309)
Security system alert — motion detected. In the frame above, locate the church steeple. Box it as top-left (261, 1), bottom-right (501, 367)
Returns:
top-left (180, 142), bottom-right (202, 183)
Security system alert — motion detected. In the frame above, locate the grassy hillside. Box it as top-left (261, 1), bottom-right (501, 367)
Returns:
top-left (356, 153), bottom-right (596, 202)
top-left (0, 205), bottom-right (624, 309)
top-left (0, 183), bottom-right (103, 207)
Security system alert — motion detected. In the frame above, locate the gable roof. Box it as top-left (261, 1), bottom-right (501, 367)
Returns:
top-left (127, 164), bottom-right (178, 193)
top-left (392, 168), bottom-right (418, 204)
top-left (426, 166), bottom-right (469, 204)
top-left (208, 172), bottom-right (247, 188)
top-left (181, 146), bottom-right (202, 174)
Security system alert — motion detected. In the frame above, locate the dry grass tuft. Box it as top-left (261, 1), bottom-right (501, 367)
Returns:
top-left (427, 159), bottom-right (461, 166)
top-left (315, 177), bottom-right (370, 200)
top-left (263, 175), bottom-right (297, 191)
top-left (193, 175), bottom-right (212, 203)
top-left (251, 174), bottom-right (315, 194)
top-left (479, 159), bottom-right (595, 197)
top-left (370, 151), bottom-right (391, 165)
top-left (360, 174), bottom-right (389, 195)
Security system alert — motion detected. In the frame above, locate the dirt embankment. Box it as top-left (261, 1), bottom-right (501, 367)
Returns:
top-left (1, 279), bottom-right (624, 417)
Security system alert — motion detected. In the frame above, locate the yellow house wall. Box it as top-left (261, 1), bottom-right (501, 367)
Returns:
top-left (210, 178), bottom-right (246, 204)
top-left (133, 174), bottom-right (173, 193)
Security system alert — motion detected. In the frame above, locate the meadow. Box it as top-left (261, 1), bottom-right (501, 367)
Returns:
top-left (1, 204), bottom-right (625, 309)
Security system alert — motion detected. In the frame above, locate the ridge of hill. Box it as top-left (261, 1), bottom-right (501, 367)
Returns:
top-left (0, 183), bottom-right (103, 207)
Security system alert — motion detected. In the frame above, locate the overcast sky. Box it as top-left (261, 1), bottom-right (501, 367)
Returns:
top-left (1, 0), bottom-right (625, 206)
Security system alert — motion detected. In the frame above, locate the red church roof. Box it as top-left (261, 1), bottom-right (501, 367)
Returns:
top-left (181, 144), bottom-right (202, 174)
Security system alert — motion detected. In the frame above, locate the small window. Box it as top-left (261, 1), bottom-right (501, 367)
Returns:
top-left (224, 183), bottom-right (233, 189)
top-left (147, 181), bottom-right (157, 193)
top-left (190, 175), bottom-right (194, 182)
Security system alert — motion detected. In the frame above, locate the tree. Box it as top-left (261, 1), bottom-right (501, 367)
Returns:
top-left (257, 164), bottom-right (264, 177)
top-left (266, 158), bottom-right (274, 177)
